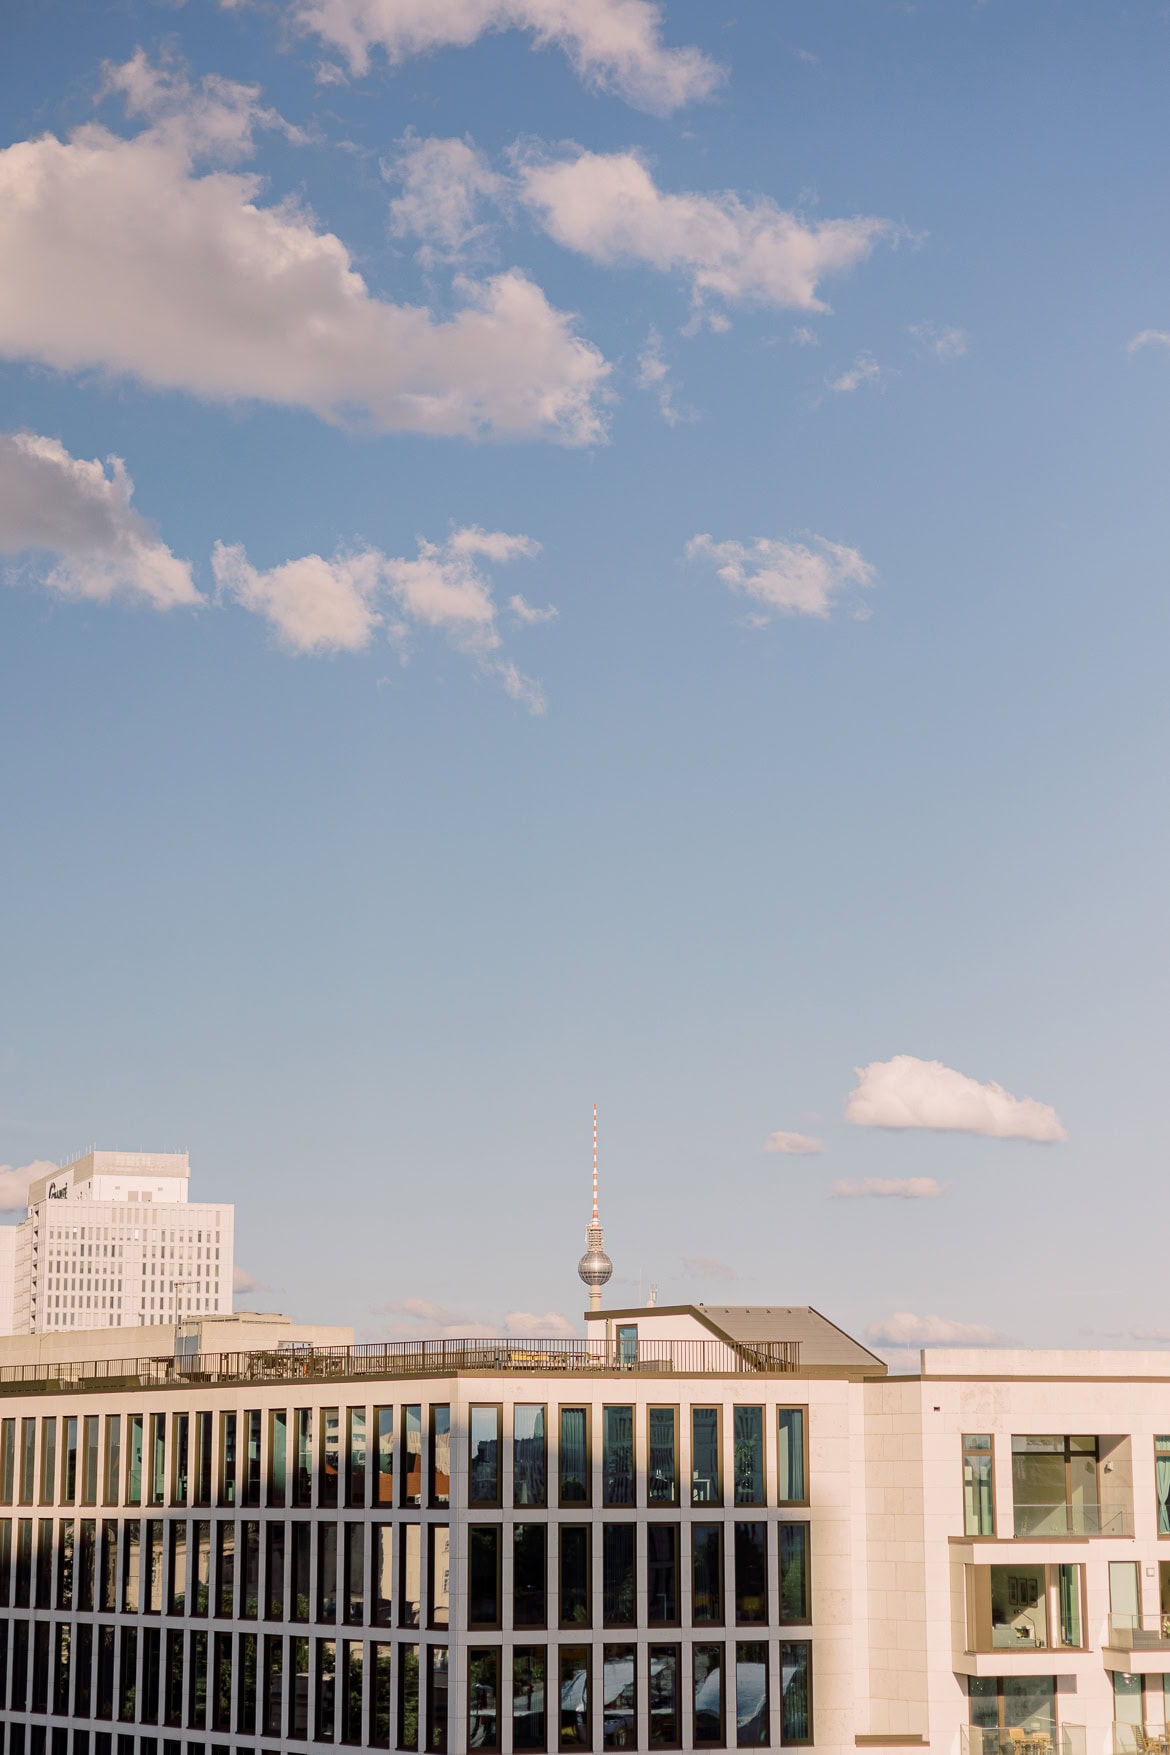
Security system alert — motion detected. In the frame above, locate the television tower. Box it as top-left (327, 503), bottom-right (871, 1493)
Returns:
top-left (577, 1104), bottom-right (613, 1312)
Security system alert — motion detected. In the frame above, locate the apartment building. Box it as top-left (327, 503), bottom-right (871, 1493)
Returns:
top-left (0, 1303), bottom-right (1168, 1755)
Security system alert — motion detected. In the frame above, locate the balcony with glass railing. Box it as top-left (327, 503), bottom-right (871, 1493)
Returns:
top-left (1013, 1502), bottom-right (1133, 1538)
top-left (1113, 1727), bottom-right (1170, 1755)
top-left (962, 1725), bottom-right (1084, 1755)
top-left (1108, 1615), bottom-right (1170, 1652)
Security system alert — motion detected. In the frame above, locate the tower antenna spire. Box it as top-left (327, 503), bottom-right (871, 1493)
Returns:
top-left (592, 1102), bottom-right (599, 1225)
top-left (578, 1102), bottom-right (613, 1313)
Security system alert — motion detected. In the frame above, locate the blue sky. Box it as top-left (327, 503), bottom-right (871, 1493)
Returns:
top-left (2, 0), bottom-right (1169, 1354)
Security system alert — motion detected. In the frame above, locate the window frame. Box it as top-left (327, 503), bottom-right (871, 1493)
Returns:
top-left (558, 1405), bottom-right (592, 1510)
top-left (647, 1405), bottom-right (680, 1508)
top-left (963, 1434), bottom-right (996, 1538)
top-left (779, 1639), bottom-right (814, 1746)
top-left (778, 1520), bottom-right (811, 1626)
top-left (468, 1403), bottom-right (503, 1510)
top-left (777, 1406), bottom-right (809, 1509)
top-left (602, 1404), bottom-right (637, 1509)
top-left (691, 1406), bottom-right (723, 1509)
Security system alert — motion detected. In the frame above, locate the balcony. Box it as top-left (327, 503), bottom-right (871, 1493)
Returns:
top-left (1109, 1617), bottom-right (1170, 1653)
top-left (1013, 1502), bottom-right (1133, 1538)
top-left (962, 1726), bottom-right (1084, 1755)
top-left (1113, 1728), bottom-right (1170, 1755)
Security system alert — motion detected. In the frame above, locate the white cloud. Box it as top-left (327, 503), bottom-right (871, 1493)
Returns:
top-left (288, 0), bottom-right (722, 113)
top-left (516, 149), bottom-right (892, 321)
top-left (232, 1264), bottom-right (267, 1294)
top-left (0, 1161), bottom-right (56, 1214)
top-left (791, 325), bottom-right (819, 347)
top-left (508, 594), bottom-right (558, 625)
top-left (867, 1311), bottom-right (1001, 1346)
top-left (763, 1130), bottom-right (824, 1155)
top-left (212, 543), bottom-right (382, 654)
top-left (386, 131), bottom-right (504, 264)
top-left (687, 532), bottom-right (876, 621)
top-left (216, 526), bottom-right (548, 707)
top-left (1128, 329), bottom-right (1170, 354)
top-left (827, 351), bottom-right (882, 393)
top-left (0, 432), bottom-right (199, 609)
top-left (830, 1177), bottom-right (947, 1200)
top-left (635, 325), bottom-right (691, 425)
top-left (908, 320), bottom-right (968, 360)
top-left (846, 1055), bottom-right (1067, 1142)
top-left (0, 61), bottom-right (609, 445)
top-left (369, 1297), bottom-right (576, 1340)
top-left (503, 1310), bottom-right (577, 1338)
top-left (680, 1255), bottom-right (737, 1282)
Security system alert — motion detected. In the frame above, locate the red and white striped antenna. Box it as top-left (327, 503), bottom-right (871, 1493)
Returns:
top-left (592, 1102), bottom-right (599, 1224)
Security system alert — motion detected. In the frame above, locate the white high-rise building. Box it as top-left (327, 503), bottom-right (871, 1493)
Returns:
top-left (3, 1148), bottom-right (233, 1334)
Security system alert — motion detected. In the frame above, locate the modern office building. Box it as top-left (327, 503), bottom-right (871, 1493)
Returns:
top-left (0, 1152), bottom-right (234, 1336)
top-left (1, 1288), bottom-right (1170, 1755)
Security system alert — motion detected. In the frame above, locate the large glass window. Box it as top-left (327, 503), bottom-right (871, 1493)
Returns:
top-left (778, 1409), bottom-right (806, 1505)
top-left (345, 1520), bottom-right (365, 1625)
top-left (372, 1524), bottom-right (392, 1626)
top-left (692, 1408), bottom-right (721, 1506)
top-left (736, 1642), bottom-right (769, 1747)
top-left (291, 1521), bottom-right (311, 1621)
top-left (427, 1645), bottom-right (449, 1754)
top-left (648, 1407), bottom-right (678, 1506)
top-left (514, 1406), bottom-right (546, 1508)
top-left (400, 1522), bottom-right (421, 1628)
top-left (369, 1641), bottom-right (391, 1748)
top-left (694, 1643), bottom-right (725, 1748)
top-left (603, 1524), bottom-right (636, 1626)
top-left (0, 1418), bottom-right (13, 1503)
top-left (603, 1407), bottom-right (635, 1506)
top-left (402, 1406), bottom-right (422, 1508)
top-left (468, 1648), bottom-right (500, 1752)
top-left (289, 1633), bottom-right (309, 1738)
top-left (149, 1412), bottom-right (166, 1505)
top-left (19, 1417), bottom-right (35, 1504)
top-left (559, 1525), bottom-right (590, 1628)
top-left (267, 1411), bottom-right (287, 1508)
top-left (963, 1435), bottom-right (995, 1537)
top-left (648, 1523), bottom-right (679, 1624)
top-left (217, 1520), bottom-right (236, 1619)
top-left (82, 1415), bottom-right (100, 1505)
top-left (733, 1409), bottom-right (765, 1506)
top-left (468, 1525), bottom-right (500, 1628)
top-left (692, 1524), bottom-right (723, 1625)
top-left (780, 1641), bottom-right (812, 1744)
top-left (735, 1523), bottom-right (767, 1624)
top-left (343, 1638), bottom-right (363, 1745)
top-left (969, 1676), bottom-right (1055, 1743)
top-left (512, 1647), bottom-right (547, 1753)
top-left (62, 1416), bottom-right (78, 1504)
top-left (39, 1418), bottom-right (57, 1506)
top-left (194, 1411), bottom-right (213, 1506)
top-left (294, 1409), bottom-right (313, 1507)
top-left (219, 1412), bottom-right (236, 1508)
top-left (242, 1519), bottom-right (260, 1617)
top-left (266, 1520), bottom-right (285, 1620)
top-left (172, 1412), bottom-right (189, 1506)
top-left (779, 1523), bottom-right (809, 1623)
top-left (398, 1643), bottom-right (420, 1751)
top-left (560, 1408), bottom-right (590, 1506)
top-left (649, 1645), bottom-right (680, 1749)
top-left (320, 1408), bottom-right (340, 1509)
top-left (604, 1645), bottom-right (636, 1751)
top-left (243, 1410), bottom-right (262, 1506)
top-left (428, 1524), bottom-right (450, 1630)
top-left (559, 1645), bottom-right (590, 1750)
top-left (374, 1407), bottom-right (393, 1506)
top-left (469, 1407), bottom-right (501, 1508)
top-left (514, 1524), bottom-right (547, 1629)
top-left (346, 1408), bottom-right (367, 1509)
top-left (1012, 1435), bottom-right (1100, 1536)
top-left (1157, 1438), bottom-right (1170, 1537)
top-left (430, 1406), bottom-right (451, 1508)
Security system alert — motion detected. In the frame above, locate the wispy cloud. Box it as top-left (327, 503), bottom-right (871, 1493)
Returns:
top-left (846, 1055), bottom-right (1067, 1142)
top-left (681, 1255), bottom-right (737, 1281)
top-left (369, 1297), bottom-right (576, 1341)
top-left (508, 595), bottom-right (558, 626)
top-left (763, 1130), bottom-right (824, 1155)
top-left (831, 1177), bottom-right (947, 1200)
top-left (385, 130), bottom-right (505, 265)
top-left (908, 321), bottom-right (968, 359)
top-left (827, 352), bottom-right (882, 393)
top-left (284, 0), bottom-right (724, 114)
top-left (636, 327), bottom-right (691, 425)
top-left (232, 1265), bottom-right (269, 1295)
top-left (868, 1311), bottom-right (1002, 1346)
top-left (1128, 329), bottom-right (1170, 354)
top-left (687, 532), bottom-right (876, 621)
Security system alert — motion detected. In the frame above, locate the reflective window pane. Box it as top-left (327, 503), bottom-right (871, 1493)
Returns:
top-left (778, 1409), bottom-right (806, 1505)
top-left (603, 1408), bottom-right (634, 1507)
top-left (736, 1642), bottom-right (769, 1747)
top-left (468, 1648), bottom-right (500, 1752)
top-left (693, 1643), bottom-right (724, 1748)
top-left (559, 1645), bottom-right (590, 1750)
top-left (648, 1409), bottom-right (677, 1506)
top-left (692, 1409), bottom-right (721, 1506)
top-left (603, 1645), bottom-right (636, 1751)
top-left (733, 1409), bottom-right (764, 1507)
top-left (559, 1410), bottom-right (589, 1507)
top-left (469, 1408), bottom-right (500, 1508)
top-left (514, 1407), bottom-right (546, 1509)
top-left (648, 1645), bottom-right (679, 1749)
top-left (692, 1524), bottom-right (723, 1625)
top-left (512, 1646), bottom-right (547, 1753)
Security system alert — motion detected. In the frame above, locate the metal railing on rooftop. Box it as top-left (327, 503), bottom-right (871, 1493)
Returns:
top-left (0, 1334), bottom-right (800, 1398)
